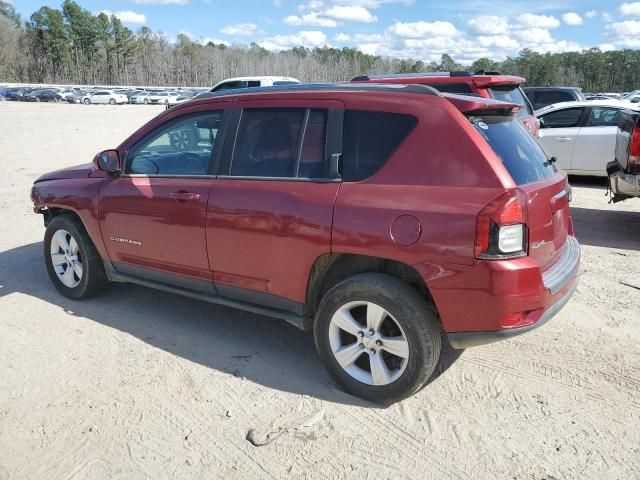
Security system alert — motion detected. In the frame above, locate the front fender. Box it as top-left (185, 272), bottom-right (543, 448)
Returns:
top-left (31, 178), bottom-right (109, 260)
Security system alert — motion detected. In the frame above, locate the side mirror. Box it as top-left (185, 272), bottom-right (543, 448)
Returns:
top-left (93, 149), bottom-right (121, 173)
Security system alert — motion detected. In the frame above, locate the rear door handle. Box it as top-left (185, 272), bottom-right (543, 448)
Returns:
top-left (557, 137), bottom-right (574, 142)
top-left (169, 191), bottom-right (200, 202)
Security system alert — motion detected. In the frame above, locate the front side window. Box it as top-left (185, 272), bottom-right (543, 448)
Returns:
top-left (342, 110), bottom-right (417, 181)
top-left (587, 107), bottom-right (620, 127)
top-left (229, 108), bottom-right (327, 178)
top-left (127, 111), bottom-right (223, 175)
top-left (540, 108), bottom-right (584, 128)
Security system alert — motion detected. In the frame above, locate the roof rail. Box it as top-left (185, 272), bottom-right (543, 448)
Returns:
top-left (474, 70), bottom-right (502, 75)
top-left (193, 82), bottom-right (442, 101)
top-left (351, 71), bottom-right (476, 81)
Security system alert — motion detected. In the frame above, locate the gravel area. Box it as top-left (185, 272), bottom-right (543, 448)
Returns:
top-left (1, 102), bottom-right (639, 480)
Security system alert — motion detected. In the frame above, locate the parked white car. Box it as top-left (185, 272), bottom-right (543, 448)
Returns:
top-left (142, 91), bottom-right (180, 104)
top-left (536, 100), bottom-right (639, 176)
top-left (82, 90), bottom-right (128, 105)
top-left (210, 76), bottom-right (300, 92)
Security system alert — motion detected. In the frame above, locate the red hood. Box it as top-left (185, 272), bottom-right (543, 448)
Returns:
top-left (35, 163), bottom-right (93, 182)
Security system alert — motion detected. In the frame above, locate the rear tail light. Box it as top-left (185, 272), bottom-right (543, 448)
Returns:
top-left (475, 189), bottom-right (528, 259)
top-left (629, 127), bottom-right (640, 174)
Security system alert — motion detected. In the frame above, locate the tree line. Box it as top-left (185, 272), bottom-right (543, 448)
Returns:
top-left (2, 0), bottom-right (640, 92)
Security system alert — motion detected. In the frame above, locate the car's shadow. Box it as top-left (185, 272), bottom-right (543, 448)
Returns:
top-left (0, 242), bottom-right (461, 407)
top-left (568, 176), bottom-right (640, 252)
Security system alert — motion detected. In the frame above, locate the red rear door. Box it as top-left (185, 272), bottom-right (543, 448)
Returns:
top-left (206, 99), bottom-right (343, 306)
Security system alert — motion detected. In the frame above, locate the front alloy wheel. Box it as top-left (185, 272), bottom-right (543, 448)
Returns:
top-left (49, 229), bottom-right (83, 288)
top-left (44, 215), bottom-right (108, 299)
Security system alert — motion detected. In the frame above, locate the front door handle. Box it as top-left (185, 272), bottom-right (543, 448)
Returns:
top-left (169, 191), bottom-right (201, 202)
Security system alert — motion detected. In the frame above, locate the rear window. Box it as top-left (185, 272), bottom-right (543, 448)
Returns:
top-left (488, 86), bottom-right (532, 118)
top-left (428, 83), bottom-right (472, 94)
top-left (470, 115), bottom-right (557, 185)
top-left (342, 110), bottom-right (417, 181)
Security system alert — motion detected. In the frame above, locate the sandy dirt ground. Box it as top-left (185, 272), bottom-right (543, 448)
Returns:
top-left (0, 102), bottom-right (639, 480)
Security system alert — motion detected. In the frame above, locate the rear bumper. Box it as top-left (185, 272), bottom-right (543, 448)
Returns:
top-left (447, 281), bottom-right (577, 348)
top-left (609, 169), bottom-right (640, 199)
top-left (431, 236), bottom-right (580, 349)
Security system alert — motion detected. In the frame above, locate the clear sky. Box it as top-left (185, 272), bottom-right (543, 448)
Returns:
top-left (12, 0), bottom-right (640, 64)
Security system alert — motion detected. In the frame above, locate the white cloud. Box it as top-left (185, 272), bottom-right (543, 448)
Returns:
top-left (620, 2), bottom-right (640, 16)
top-left (562, 12), bottom-right (583, 26)
top-left (585, 10), bottom-right (598, 18)
top-left (132, 0), bottom-right (188, 4)
top-left (220, 23), bottom-right (260, 36)
top-left (515, 13), bottom-right (561, 29)
top-left (323, 5), bottom-right (377, 23)
top-left (388, 20), bottom-right (458, 38)
top-left (273, 0), bottom-right (284, 6)
top-left (100, 10), bottom-right (147, 24)
top-left (468, 16), bottom-right (510, 35)
top-left (334, 33), bottom-right (351, 42)
top-left (603, 12), bottom-right (613, 22)
top-left (284, 12), bottom-right (338, 27)
top-left (260, 30), bottom-right (328, 50)
top-left (297, 0), bottom-right (324, 12)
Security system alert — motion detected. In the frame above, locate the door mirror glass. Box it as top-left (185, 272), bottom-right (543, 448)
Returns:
top-left (94, 149), bottom-right (121, 172)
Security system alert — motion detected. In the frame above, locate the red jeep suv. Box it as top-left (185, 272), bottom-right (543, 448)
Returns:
top-left (352, 71), bottom-right (539, 136)
top-left (31, 83), bottom-right (579, 402)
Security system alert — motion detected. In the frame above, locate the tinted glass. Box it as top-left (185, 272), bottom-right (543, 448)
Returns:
top-left (230, 108), bottom-right (327, 178)
top-left (534, 91), bottom-right (574, 109)
top-left (247, 81), bottom-right (261, 87)
top-left (342, 110), bottom-right (417, 181)
top-left (540, 108), bottom-right (583, 128)
top-left (471, 115), bottom-right (556, 185)
top-left (273, 81), bottom-right (299, 86)
top-left (587, 107), bottom-right (621, 127)
top-left (298, 110), bottom-right (327, 178)
top-left (489, 86), bottom-right (532, 117)
top-left (428, 83), bottom-right (472, 94)
top-left (128, 111), bottom-right (222, 175)
top-left (214, 81), bottom-right (244, 92)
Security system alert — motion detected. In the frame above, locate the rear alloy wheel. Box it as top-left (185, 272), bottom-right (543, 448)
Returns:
top-left (44, 215), bottom-right (108, 299)
top-left (315, 273), bottom-right (441, 403)
top-left (109, 98), bottom-right (116, 105)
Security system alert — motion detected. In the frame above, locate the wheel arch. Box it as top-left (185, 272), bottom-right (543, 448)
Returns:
top-left (305, 253), bottom-right (435, 326)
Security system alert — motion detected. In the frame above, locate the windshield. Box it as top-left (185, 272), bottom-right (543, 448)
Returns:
top-left (470, 115), bottom-right (557, 185)
top-left (488, 86), bottom-right (533, 119)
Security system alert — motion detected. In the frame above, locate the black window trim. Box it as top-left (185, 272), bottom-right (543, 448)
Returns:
top-left (217, 105), bottom-right (341, 182)
top-left (121, 108), bottom-right (231, 178)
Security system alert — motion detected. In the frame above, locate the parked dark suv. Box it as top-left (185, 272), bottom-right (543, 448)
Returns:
top-left (523, 87), bottom-right (586, 111)
top-left (31, 84), bottom-right (580, 402)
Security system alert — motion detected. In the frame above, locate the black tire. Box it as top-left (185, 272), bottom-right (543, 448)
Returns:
top-left (44, 215), bottom-right (108, 299)
top-left (109, 98), bottom-right (116, 105)
top-left (314, 273), bottom-right (441, 403)
top-left (83, 98), bottom-right (90, 105)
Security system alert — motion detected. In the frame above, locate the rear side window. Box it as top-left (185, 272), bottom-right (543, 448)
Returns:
top-left (540, 108), bottom-right (584, 128)
top-left (230, 108), bottom-right (327, 178)
top-left (587, 107), bottom-right (621, 127)
top-left (470, 116), bottom-right (556, 185)
top-left (342, 110), bottom-right (417, 181)
top-left (488, 86), bottom-right (532, 117)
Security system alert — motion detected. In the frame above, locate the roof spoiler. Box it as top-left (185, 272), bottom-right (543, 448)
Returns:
top-left (352, 71), bottom-right (474, 81)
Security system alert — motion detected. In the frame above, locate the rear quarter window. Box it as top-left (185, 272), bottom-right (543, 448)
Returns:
top-left (342, 110), bottom-right (417, 181)
top-left (471, 116), bottom-right (557, 185)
